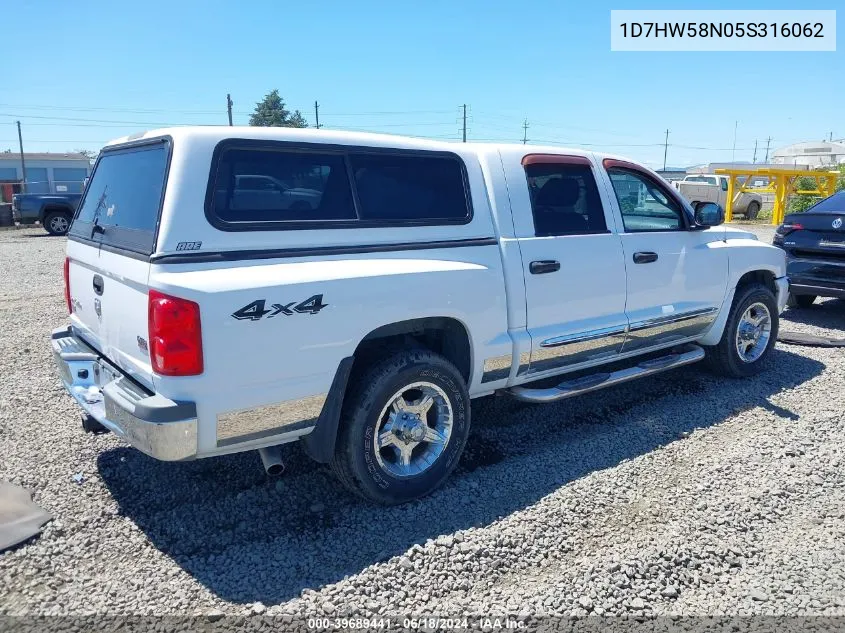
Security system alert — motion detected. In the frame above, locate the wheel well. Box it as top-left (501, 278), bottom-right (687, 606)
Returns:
top-left (352, 317), bottom-right (472, 383)
top-left (41, 205), bottom-right (72, 221)
top-left (736, 270), bottom-right (776, 296)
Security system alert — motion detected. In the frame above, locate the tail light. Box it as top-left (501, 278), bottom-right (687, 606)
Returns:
top-left (148, 290), bottom-right (203, 376)
top-left (776, 222), bottom-right (804, 236)
top-left (63, 257), bottom-right (72, 313)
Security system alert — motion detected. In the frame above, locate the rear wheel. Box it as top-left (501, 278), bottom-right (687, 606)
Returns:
top-left (789, 293), bottom-right (817, 308)
top-left (331, 348), bottom-right (470, 505)
top-left (44, 211), bottom-right (71, 236)
top-left (744, 201), bottom-right (760, 220)
top-left (705, 283), bottom-right (778, 378)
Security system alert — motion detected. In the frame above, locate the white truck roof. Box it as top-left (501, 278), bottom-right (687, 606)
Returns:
top-left (103, 126), bottom-right (629, 165)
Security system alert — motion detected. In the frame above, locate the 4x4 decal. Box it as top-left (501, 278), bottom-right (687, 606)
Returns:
top-left (232, 295), bottom-right (328, 321)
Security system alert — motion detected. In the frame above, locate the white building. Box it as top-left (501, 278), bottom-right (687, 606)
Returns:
top-left (771, 141), bottom-right (845, 168)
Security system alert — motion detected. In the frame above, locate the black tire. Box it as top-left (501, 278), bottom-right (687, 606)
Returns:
top-left (704, 283), bottom-right (779, 378)
top-left (789, 293), bottom-right (816, 308)
top-left (44, 211), bottom-right (71, 236)
top-left (744, 201), bottom-right (760, 221)
top-left (331, 348), bottom-right (470, 505)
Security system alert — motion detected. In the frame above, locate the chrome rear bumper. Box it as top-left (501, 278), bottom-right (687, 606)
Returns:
top-left (51, 327), bottom-right (197, 461)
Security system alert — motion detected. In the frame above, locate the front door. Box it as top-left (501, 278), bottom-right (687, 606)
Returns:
top-left (510, 154), bottom-right (628, 377)
top-left (602, 161), bottom-right (728, 353)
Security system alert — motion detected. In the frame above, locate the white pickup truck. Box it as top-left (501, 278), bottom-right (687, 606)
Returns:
top-left (674, 174), bottom-right (764, 220)
top-left (52, 127), bottom-right (787, 504)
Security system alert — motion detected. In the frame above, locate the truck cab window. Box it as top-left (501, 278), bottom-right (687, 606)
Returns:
top-left (608, 168), bottom-right (684, 232)
top-left (524, 163), bottom-right (607, 236)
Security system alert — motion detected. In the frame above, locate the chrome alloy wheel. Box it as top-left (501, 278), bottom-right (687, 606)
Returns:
top-left (374, 381), bottom-right (453, 478)
top-left (49, 215), bottom-right (69, 234)
top-left (735, 301), bottom-right (772, 363)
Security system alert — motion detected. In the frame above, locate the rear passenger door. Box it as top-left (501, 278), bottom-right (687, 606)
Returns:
top-left (510, 155), bottom-right (628, 377)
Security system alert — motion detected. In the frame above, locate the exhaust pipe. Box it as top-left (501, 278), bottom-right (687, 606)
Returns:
top-left (258, 446), bottom-right (285, 476)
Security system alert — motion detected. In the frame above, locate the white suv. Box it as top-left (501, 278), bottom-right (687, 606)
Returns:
top-left (52, 127), bottom-right (787, 504)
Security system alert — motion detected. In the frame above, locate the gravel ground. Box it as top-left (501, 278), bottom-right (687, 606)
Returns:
top-left (1, 225), bottom-right (844, 621)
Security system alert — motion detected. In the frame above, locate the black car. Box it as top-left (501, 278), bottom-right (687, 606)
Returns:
top-left (774, 190), bottom-right (845, 307)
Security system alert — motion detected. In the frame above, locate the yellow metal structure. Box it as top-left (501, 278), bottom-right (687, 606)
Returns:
top-left (714, 168), bottom-right (838, 225)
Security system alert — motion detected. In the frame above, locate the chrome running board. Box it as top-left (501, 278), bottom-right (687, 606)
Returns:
top-left (507, 344), bottom-right (705, 403)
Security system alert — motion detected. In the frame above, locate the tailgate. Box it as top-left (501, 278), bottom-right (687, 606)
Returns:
top-left (66, 139), bottom-right (170, 390)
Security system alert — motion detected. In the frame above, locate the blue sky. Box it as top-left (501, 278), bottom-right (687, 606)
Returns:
top-left (2, 0), bottom-right (841, 168)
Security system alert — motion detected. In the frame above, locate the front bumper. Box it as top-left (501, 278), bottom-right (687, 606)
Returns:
top-left (775, 276), bottom-right (789, 313)
top-left (51, 327), bottom-right (198, 461)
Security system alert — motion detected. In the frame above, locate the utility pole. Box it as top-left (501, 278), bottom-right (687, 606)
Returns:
top-left (314, 101), bottom-right (321, 129)
top-left (764, 136), bottom-right (772, 163)
top-left (522, 119), bottom-right (529, 145)
top-left (731, 120), bottom-right (738, 164)
top-left (753, 139), bottom-right (758, 164)
top-left (16, 121), bottom-right (26, 193)
top-left (226, 94), bottom-right (233, 126)
top-left (830, 131), bottom-right (834, 142)
top-left (663, 129), bottom-right (669, 171)
top-left (461, 104), bottom-right (467, 143)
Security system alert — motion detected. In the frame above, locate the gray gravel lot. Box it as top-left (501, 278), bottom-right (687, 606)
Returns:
top-left (1, 225), bottom-right (844, 619)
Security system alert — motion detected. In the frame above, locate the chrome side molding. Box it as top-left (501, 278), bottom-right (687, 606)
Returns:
top-left (507, 344), bottom-right (705, 403)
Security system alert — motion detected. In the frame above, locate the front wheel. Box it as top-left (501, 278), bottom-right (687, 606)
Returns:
top-left (705, 283), bottom-right (779, 378)
top-left (331, 349), bottom-right (470, 505)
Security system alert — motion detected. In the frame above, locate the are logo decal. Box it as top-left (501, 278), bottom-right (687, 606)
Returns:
top-left (232, 295), bottom-right (328, 321)
top-left (175, 241), bottom-right (203, 251)
top-left (832, 217), bottom-right (843, 230)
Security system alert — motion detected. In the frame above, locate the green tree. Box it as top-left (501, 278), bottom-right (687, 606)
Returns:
top-left (787, 176), bottom-right (821, 213)
top-left (249, 90), bottom-right (308, 128)
top-left (73, 149), bottom-right (98, 161)
top-left (787, 166), bottom-right (845, 212)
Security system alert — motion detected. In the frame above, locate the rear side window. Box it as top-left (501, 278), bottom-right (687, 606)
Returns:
top-left (206, 142), bottom-right (472, 230)
top-left (524, 163), bottom-right (607, 236)
top-left (70, 142), bottom-right (168, 254)
top-left (349, 153), bottom-right (469, 222)
top-left (210, 148), bottom-right (356, 224)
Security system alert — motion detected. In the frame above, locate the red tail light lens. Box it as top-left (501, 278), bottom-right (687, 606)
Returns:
top-left (148, 290), bottom-right (203, 376)
top-left (63, 257), bottom-right (72, 313)
top-left (776, 222), bottom-right (804, 235)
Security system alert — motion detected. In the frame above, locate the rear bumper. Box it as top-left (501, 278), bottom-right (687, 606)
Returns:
top-left (789, 282), bottom-right (845, 299)
top-left (787, 256), bottom-right (845, 299)
top-left (51, 327), bottom-right (197, 461)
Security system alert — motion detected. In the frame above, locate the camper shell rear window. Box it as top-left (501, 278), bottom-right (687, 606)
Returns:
top-left (69, 137), bottom-right (171, 255)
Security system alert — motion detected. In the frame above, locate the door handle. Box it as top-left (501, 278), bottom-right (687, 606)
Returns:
top-left (633, 251), bottom-right (658, 264)
top-left (529, 260), bottom-right (560, 274)
top-left (92, 275), bottom-right (104, 295)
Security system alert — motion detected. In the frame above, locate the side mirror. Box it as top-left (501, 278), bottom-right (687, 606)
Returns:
top-left (694, 202), bottom-right (724, 227)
